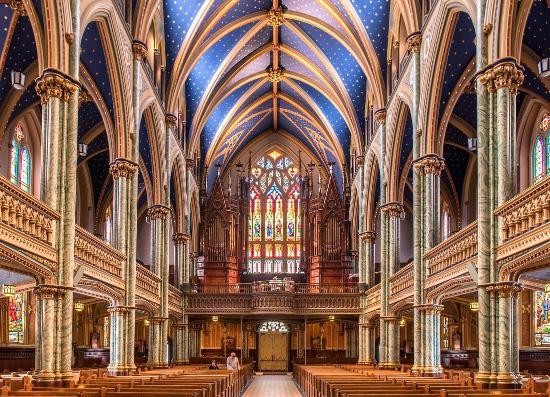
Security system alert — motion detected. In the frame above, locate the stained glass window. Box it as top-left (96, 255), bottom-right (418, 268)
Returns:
top-left (247, 150), bottom-right (301, 273)
top-left (8, 293), bottom-right (25, 343)
top-left (9, 123), bottom-right (32, 193)
top-left (535, 290), bottom-right (550, 346)
top-left (533, 136), bottom-right (544, 182)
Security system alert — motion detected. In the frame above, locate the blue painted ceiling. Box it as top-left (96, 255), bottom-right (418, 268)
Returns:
top-left (523, 1), bottom-right (550, 60)
top-left (164, 0), bottom-right (391, 191)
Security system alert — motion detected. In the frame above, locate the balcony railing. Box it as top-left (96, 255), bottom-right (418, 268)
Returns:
top-left (495, 175), bottom-right (550, 242)
top-left (390, 262), bottom-right (414, 296)
top-left (0, 175), bottom-right (58, 248)
top-left (365, 284), bottom-right (381, 312)
top-left (425, 221), bottom-right (478, 276)
top-left (75, 225), bottom-right (124, 279)
top-left (169, 284), bottom-right (182, 315)
top-left (137, 263), bottom-right (161, 302)
top-left (190, 282), bottom-right (358, 294)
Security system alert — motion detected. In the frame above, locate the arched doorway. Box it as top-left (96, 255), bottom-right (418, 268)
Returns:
top-left (257, 321), bottom-right (289, 372)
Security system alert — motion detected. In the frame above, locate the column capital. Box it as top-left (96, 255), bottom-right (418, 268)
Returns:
top-left (165, 114), bottom-right (178, 130)
top-left (8, 0), bottom-right (26, 15)
top-left (476, 57), bottom-right (524, 94)
top-left (414, 303), bottom-right (444, 313)
top-left (380, 201), bottom-right (404, 218)
top-left (107, 305), bottom-right (135, 314)
top-left (374, 108), bottom-right (387, 125)
top-left (412, 153), bottom-right (445, 176)
top-left (147, 205), bottom-right (171, 220)
top-left (540, 113), bottom-right (550, 133)
top-left (172, 323), bottom-right (189, 329)
top-left (356, 155), bottom-right (365, 166)
top-left (360, 231), bottom-right (377, 242)
top-left (266, 5), bottom-right (284, 26)
top-left (149, 316), bottom-right (169, 324)
top-left (173, 232), bottom-right (190, 244)
top-left (132, 40), bottom-right (148, 60)
top-left (485, 281), bottom-right (523, 298)
top-left (406, 31), bottom-right (422, 53)
top-left (33, 285), bottom-right (70, 299)
top-left (35, 68), bottom-right (80, 104)
top-left (380, 315), bottom-right (400, 322)
top-left (109, 158), bottom-right (139, 179)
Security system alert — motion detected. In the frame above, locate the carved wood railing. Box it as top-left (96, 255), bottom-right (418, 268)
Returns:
top-left (136, 263), bottom-right (161, 303)
top-left (169, 284), bottom-right (182, 315)
top-left (390, 262), bottom-right (414, 296)
top-left (0, 175), bottom-right (58, 256)
top-left (425, 221), bottom-right (478, 276)
top-left (190, 283), bottom-right (358, 294)
top-left (75, 225), bottom-right (124, 279)
top-left (495, 175), bottom-right (550, 244)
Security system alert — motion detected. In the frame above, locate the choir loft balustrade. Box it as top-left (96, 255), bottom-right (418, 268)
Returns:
top-left (185, 283), bottom-right (360, 315)
top-left (389, 262), bottom-right (414, 304)
top-left (495, 175), bottom-right (550, 262)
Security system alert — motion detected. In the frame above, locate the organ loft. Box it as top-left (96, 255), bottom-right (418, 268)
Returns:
top-left (0, 0), bottom-right (549, 395)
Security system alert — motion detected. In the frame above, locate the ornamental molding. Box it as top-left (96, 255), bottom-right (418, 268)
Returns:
top-left (413, 303), bottom-right (444, 313)
top-left (35, 68), bottom-right (80, 103)
top-left (172, 232), bottom-right (190, 244)
top-left (267, 6), bottom-right (284, 26)
top-left (166, 114), bottom-right (178, 130)
top-left (266, 66), bottom-right (284, 83)
top-left (33, 285), bottom-right (73, 299)
top-left (484, 281), bottom-right (523, 298)
top-left (109, 158), bottom-right (139, 179)
top-left (147, 204), bottom-right (171, 220)
top-left (374, 108), bottom-right (387, 125)
top-left (132, 40), bottom-right (147, 60)
top-left (9, 0), bottom-right (26, 15)
top-left (406, 32), bottom-right (422, 53)
top-left (412, 153), bottom-right (445, 176)
top-left (476, 58), bottom-right (524, 94)
top-left (380, 201), bottom-right (404, 218)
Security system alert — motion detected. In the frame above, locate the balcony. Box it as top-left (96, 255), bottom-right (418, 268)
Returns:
top-left (389, 262), bottom-right (414, 304)
top-left (185, 282), bottom-right (361, 315)
top-left (136, 264), bottom-right (161, 304)
top-left (496, 175), bottom-right (550, 262)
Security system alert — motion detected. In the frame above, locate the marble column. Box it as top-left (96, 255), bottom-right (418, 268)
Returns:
top-left (406, 31), bottom-right (424, 376)
top-left (148, 317), bottom-right (163, 367)
top-left (107, 306), bottom-right (129, 374)
top-left (148, 205), bottom-right (171, 367)
top-left (35, 69), bottom-right (80, 384)
top-left (418, 304), bottom-right (443, 376)
top-left (357, 315), bottom-right (366, 364)
top-left (375, 108), bottom-right (388, 368)
top-left (172, 320), bottom-right (189, 365)
top-left (364, 323), bottom-right (375, 365)
top-left (108, 159), bottom-right (139, 375)
top-left (385, 316), bottom-right (400, 368)
top-left (411, 154), bottom-right (445, 376)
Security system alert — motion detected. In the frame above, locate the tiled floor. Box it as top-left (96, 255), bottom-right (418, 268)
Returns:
top-left (242, 374), bottom-right (302, 396)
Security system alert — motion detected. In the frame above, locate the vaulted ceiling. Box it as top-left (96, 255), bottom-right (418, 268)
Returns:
top-left (164, 0), bottom-right (390, 186)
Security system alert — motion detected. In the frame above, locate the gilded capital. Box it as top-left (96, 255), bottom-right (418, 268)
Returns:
top-left (406, 32), bottom-right (422, 53)
top-left (33, 285), bottom-right (61, 300)
top-left (540, 114), bottom-right (550, 133)
top-left (380, 201), bottom-right (404, 218)
top-left (172, 232), bottom-right (189, 244)
top-left (267, 6), bottom-right (284, 27)
top-left (492, 59), bottom-right (524, 94)
top-left (412, 154), bottom-right (445, 176)
top-left (374, 108), bottom-right (386, 125)
top-left (35, 68), bottom-right (80, 104)
top-left (9, 0), bottom-right (27, 15)
top-left (109, 158), bottom-right (139, 179)
top-left (147, 205), bottom-right (171, 220)
top-left (107, 306), bottom-right (129, 314)
top-left (360, 231), bottom-right (377, 242)
top-left (132, 40), bottom-right (148, 60)
top-left (266, 66), bottom-right (284, 83)
top-left (166, 114), bottom-right (178, 130)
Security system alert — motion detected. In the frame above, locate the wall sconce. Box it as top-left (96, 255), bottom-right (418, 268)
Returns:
top-left (2, 284), bottom-right (16, 297)
top-left (78, 143), bottom-right (88, 157)
top-left (399, 318), bottom-right (406, 327)
top-left (144, 319), bottom-right (150, 326)
top-left (11, 70), bottom-right (25, 90)
top-left (74, 302), bottom-right (85, 312)
top-left (212, 315), bottom-right (219, 322)
top-left (328, 315), bottom-right (335, 322)
top-left (469, 302), bottom-right (479, 312)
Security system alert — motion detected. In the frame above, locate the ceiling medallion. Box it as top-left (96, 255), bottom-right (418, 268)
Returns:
top-left (266, 66), bottom-right (284, 83)
top-left (267, 6), bottom-right (284, 27)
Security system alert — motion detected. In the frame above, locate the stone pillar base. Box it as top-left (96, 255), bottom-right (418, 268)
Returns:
top-left (420, 366), bottom-right (443, 377)
top-left (496, 373), bottom-right (522, 389)
top-left (378, 362), bottom-right (400, 370)
top-left (107, 364), bottom-right (130, 376)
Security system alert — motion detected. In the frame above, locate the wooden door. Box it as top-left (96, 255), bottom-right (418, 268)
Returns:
top-left (259, 332), bottom-right (288, 371)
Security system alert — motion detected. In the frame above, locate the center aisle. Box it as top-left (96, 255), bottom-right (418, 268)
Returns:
top-left (242, 374), bottom-right (302, 397)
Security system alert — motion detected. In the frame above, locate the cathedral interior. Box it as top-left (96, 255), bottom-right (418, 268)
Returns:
top-left (0, 0), bottom-right (549, 395)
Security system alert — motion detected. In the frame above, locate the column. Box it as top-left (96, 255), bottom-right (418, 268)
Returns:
top-left (172, 321), bottom-right (189, 365)
top-left (411, 154), bottom-right (445, 376)
top-left (148, 205), bottom-right (171, 367)
top-left (33, 286), bottom-right (60, 384)
top-left (35, 69), bottom-right (80, 384)
top-left (108, 159), bottom-right (139, 375)
top-left (357, 315), bottom-right (366, 364)
top-left (148, 317), bottom-right (163, 367)
top-left (385, 316), bottom-right (400, 368)
top-left (364, 323), bottom-right (375, 365)
top-left (362, 232), bottom-right (376, 288)
top-left (107, 306), bottom-right (128, 374)
top-left (406, 31), bottom-right (423, 376)
top-left (418, 304), bottom-right (443, 376)
top-left (375, 108), bottom-right (388, 368)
